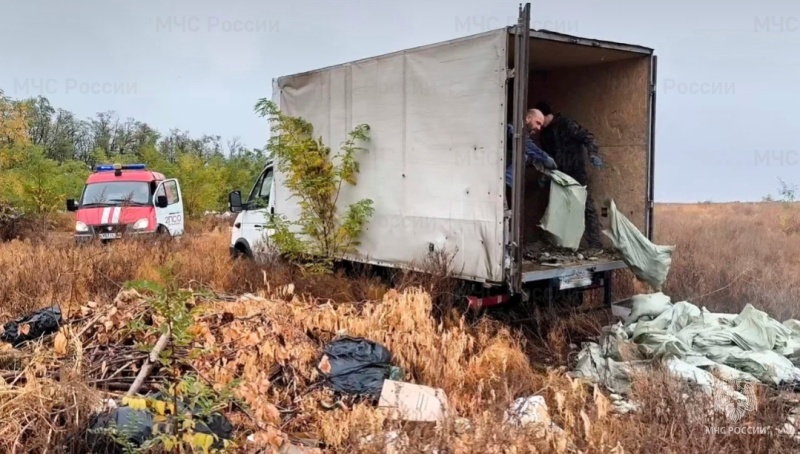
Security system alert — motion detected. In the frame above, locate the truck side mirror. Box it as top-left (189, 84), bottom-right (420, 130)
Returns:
top-left (66, 199), bottom-right (78, 212)
top-left (156, 195), bottom-right (168, 208)
top-left (229, 191), bottom-right (243, 213)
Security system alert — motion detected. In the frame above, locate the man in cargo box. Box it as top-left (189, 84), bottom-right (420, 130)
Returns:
top-left (536, 102), bottom-right (604, 251)
top-left (505, 109), bottom-right (557, 206)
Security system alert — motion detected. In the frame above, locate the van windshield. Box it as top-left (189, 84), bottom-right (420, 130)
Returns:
top-left (80, 181), bottom-right (152, 206)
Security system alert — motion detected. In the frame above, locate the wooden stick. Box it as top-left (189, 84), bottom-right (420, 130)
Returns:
top-left (106, 359), bottom-right (137, 381)
top-left (75, 312), bottom-right (105, 339)
top-left (126, 330), bottom-right (169, 396)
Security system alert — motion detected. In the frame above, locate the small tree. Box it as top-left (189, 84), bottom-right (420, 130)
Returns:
top-left (116, 277), bottom-right (238, 453)
top-left (253, 99), bottom-right (374, 272)
top-left (777, 178), bottom-right (797, 202)
top-left (774, 178), bottom-right (800, 235)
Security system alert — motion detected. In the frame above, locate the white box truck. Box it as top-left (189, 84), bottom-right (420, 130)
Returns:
top-left (228, 4), bottom-right (657, 309)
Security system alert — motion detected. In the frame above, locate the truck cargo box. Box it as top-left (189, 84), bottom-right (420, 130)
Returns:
top-left (271, 20), bottom-right (655, 290)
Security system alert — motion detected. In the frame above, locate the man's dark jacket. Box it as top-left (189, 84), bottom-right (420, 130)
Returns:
top-left (539, 114), bottom-right (599, 185)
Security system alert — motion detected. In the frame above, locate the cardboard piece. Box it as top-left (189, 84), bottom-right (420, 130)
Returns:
top-left (377, 380), bottom-right (449, 422)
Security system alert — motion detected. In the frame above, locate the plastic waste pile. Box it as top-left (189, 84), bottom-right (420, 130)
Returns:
top-left (0, 290), bottom-right (457, 452)
top-left (571, 292), bottom-right (800, 400)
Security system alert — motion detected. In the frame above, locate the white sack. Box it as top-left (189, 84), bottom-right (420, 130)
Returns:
top-left (602, 200), bottom-right (675, 291)
top-left (538, 170), bottom-right (587, 251)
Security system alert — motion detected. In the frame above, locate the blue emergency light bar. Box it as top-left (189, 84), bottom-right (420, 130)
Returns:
top-left (95, 163), bottom-right (146, 172)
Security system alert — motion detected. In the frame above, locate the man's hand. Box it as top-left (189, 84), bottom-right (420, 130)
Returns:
top-left (589, 154), bottom-right (603, 168)
top-left (544, 155), bottom-right (557, 170)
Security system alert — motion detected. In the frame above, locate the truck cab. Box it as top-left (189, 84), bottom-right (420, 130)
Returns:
top-left (227, 161), bottom-right (275, 258)
top-left (67, 163), bottom-right (185, 242)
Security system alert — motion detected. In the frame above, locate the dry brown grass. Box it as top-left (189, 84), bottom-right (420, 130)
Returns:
top-left (656, 202), bottom-right (800, 319)
top-left (0, 202), bottom-right (799, 453)
top-left (0, 230), bottom-right (395, 321)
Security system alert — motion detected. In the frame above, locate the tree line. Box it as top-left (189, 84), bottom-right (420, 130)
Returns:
top-left (0, 89), bottom-right (266, 216)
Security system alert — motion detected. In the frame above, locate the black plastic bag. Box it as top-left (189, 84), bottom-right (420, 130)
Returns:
top-left (0, 305), bottom-right (62, 347)
top-left (85, 406), bottom-right (155, 453)
top-left (318, 336), bottom-right (395, 396)
top-left (85, 394), bottom-right (233, 452)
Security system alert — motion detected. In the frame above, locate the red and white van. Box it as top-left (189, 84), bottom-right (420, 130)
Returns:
top-left (66, 163), bottom-right (185, 242)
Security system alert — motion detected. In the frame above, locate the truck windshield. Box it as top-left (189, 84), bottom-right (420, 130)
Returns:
top-left (80, 181), bottom-right (151, 206)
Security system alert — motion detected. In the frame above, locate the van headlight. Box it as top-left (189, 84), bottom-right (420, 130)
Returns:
top-left (133, 218), bottom-right (149, 230)
top-left (75, 221), bottom-right (89, 233)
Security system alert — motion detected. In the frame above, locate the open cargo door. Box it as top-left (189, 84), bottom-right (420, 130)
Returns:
top-left (509, 3), bottom-right (531, 295)
top-left (647, 55), bottom-right (657, 240)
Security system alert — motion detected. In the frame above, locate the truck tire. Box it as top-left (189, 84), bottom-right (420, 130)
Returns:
top-left (231, 243), bottom-right (252, 260)
top-left (154, 225), bottom-right (171, 244)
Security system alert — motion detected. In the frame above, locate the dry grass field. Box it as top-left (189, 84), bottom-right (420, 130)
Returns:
top-left (656, 202), bottom-right (800, 320)
top-left (0, 202), bottom-right (798, 453)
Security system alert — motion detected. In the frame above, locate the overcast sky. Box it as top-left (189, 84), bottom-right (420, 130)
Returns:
top-left (1, 0), bottom-right (798, 202)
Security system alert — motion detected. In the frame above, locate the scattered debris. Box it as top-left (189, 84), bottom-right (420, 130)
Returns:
top-left (503, 396), bottom-right (565, 437)
top-left (0, 305), bottom-right (62, 347)
top-left (608, 393), bottom-right (640, 415)
top-left (524, 241), bottom-right (619, 266)
top-left (359, 430), bottom-right (407, 454)
top-left (4, 290), bottom-right (468, 449)
top-left (572, 292), bottom-right (800, 400)
top-left (504, 396), bottom-right (550, 427)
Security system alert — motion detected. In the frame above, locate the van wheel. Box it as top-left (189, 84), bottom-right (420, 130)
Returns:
top-left (156, 225), bottom-right (170, 241)
top-left (232, 245), bottom-right (248, 260)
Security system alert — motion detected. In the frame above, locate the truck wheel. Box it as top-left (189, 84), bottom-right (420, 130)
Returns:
top-left (232, 244), bottom-right (250, 260)
top-left (154, 225), bottom-right (171, 243)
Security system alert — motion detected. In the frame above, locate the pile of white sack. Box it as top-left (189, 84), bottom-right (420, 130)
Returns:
top-left (571, 293), bottom-right (800, 398)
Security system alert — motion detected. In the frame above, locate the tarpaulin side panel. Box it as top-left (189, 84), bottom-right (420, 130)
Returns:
top-left (274, 30), bottom-right (508, 283)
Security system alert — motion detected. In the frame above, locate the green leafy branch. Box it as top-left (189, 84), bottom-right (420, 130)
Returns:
top-left (253, 99), bottom-right (374, 273)
top-left (109, 272), bottom-right (238, 453)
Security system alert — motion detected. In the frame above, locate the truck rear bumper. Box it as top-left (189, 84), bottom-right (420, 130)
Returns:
top-left (467, 294), bottom-right (511, 310)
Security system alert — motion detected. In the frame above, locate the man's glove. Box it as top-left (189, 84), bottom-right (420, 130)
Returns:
top-left (543, 155), bottom-right (557, 170)
top-left (589, 154), bottom-right (603, 168)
